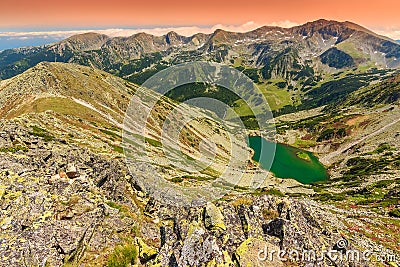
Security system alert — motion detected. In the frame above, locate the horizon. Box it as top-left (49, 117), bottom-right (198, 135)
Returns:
top-left (1, 0), bottom-right (400, 50)
top-left (0, 19), bottom-right (400, 51)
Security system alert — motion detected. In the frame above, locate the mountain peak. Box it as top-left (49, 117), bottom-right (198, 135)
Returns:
top-left (132, 32), bottom-right (154, 39)
top-left (0, 62), bottom-right (132, 119)
top-left (65, 32), bottom-right (108, 41)
top-left (209, 28), bottom-right (238, 43)
top-left (165, 31), bottom-right (188, 45)
top-left (166, 31), bottom-right (179, 37)
top-left (62, 32), bottom-right (109, 51)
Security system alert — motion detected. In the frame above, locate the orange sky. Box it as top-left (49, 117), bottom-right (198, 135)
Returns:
top-left (0, 0), bottom-right (399, 36)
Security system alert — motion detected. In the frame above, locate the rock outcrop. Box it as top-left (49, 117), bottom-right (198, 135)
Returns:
top-left (0, 121), bottom-right (398, 266)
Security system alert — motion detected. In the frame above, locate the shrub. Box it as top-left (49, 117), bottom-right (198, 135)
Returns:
top-left (107, 244), bottom-right (137, 267)
top-left (170, 177), bottom-right (183, 183)
top-left (0, 146), bottom-right (28, 153)
top-left (388, 208), bottom-right (400, 218)
top-left (29, 126), bottom-right (54, 141)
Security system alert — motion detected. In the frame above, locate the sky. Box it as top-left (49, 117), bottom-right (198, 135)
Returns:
top-left (0, 0), bottom-right (400, 49)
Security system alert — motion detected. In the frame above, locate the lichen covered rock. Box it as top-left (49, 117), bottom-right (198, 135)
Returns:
top-left (204, 202), bottom-right (226, 233)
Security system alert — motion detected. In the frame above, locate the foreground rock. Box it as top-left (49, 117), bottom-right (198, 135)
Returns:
top-left (0, 121), bottom-right (399, 266)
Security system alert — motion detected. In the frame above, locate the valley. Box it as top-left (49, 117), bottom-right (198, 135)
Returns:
top-left (0, 19), bottom-right (399, 266)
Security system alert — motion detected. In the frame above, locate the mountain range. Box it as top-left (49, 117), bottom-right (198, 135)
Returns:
top-left (0, 19), bottom-right (400, 266)
top-left (1, 19), bottom-right (399, 82)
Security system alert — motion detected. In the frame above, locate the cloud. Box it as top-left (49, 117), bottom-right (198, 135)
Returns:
top-left (0, 21), bottom-right (301, 40)
top-left (100, 21), bottom-right (300, 37)
top-left (2, 22), bottom-right (399, 42)
top-left (269, 20), bottom-right (300, 28)
top-left (373, 29), bottom-right (400, 40)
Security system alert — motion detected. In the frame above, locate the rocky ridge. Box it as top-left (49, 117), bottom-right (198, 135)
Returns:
top-left (0, 120), bottom-right (398, 266)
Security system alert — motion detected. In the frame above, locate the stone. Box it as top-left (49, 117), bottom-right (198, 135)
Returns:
top-left (66, 163), bottom-right (79, 178)
top-left (204, 202), bottom-right (226, 233)
top-left (234, 238), bottom-right (284, 267)
top-left (135, 237), bottom-right (158, 264)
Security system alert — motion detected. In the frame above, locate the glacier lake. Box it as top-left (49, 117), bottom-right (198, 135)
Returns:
top-left (248, 136), bottom-right (328, 184)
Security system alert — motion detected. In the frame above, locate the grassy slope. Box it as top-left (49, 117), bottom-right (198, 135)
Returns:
top-left (10, 97), bottom-right (112, 125)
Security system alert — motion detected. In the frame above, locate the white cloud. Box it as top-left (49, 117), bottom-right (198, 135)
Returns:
top-left (0, 21), bottom-right (301, 40)
top-left (100, 21), bottom-right (299, 37)
top-left (269, 20), bottom-right (299, 28)
top-left (373, 29), bottom-right (400, 40)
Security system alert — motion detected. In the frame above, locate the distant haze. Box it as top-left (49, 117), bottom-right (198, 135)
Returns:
top-left (1, 21), bottom-right (400, 51)
top-left (1, 0), bottom-right (400, 49)
top-left (0, 36), bottom-right (64, 51)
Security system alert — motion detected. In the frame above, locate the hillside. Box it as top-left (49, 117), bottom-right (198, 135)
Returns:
top-left (0, 62), bottom-right (270, 192)
top-left (0, 20), bottom-right (400, 266)
top-left (0, 60), bottom-right (399, 266)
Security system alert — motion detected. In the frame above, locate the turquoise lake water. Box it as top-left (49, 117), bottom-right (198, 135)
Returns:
top-left (248, 136), bottom-right (328, 184)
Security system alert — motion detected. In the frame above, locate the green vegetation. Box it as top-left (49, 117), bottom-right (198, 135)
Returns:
top-left (311, 175), bottom-right (400, 224)
top-left (165, 82), bottom-right (241, 107)
top-left (13, 97), bottom-right (111, 125)
top-left (170, 177), bottom-right (184, 183)
top-left (145, 137), bottom-right (162, 147)
top-left (29, 126), bottom-right (54, 142)
top-left (111, 145), bottom-right (123, 154)
top-left (320, 47), bottom-right (355, 68)
top-left (200, 166), bottom-right (221, 178)
top-left (162, 80), bottom-right (294, 130)
top-left (292, 138), bottom-right (317, 149)
top-left (371, 143), bottom-right (393, 154)
top-left (256, 82), bottom-right (294, 111)
top-left (107, 243), bottom-right (137, 267)
top-left (296, 151), bottom-right (311, 161)
top-left (100, 129), bottom-right (121, 139)
top-left (106, 201), bottom-right (123, 211)
top-left (340, 73), bottom-right (400, 108)
top-left (336, 41), bottom-right (370, 59)
top-left (241, 68), bottom-right (261, 83)
top-left (0, 146), bottom-right (28, 153)
top-left (389, 208), bottom-right (400, 218)
top-left (239, 115), bottom-right (261, 130)
top-left (317, 127), bottom-right (346, 142)
top-left (263, 189), bottom-right (285, 197)
top-left (341, 156), bottom-right (394, 181)
top-left (274, 70), bottom-right (389, 116)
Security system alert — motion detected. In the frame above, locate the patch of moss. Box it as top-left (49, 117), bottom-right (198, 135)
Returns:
top-left (111, 145), bottom-right (123, 154)
top-left (29, 126), bottom-right (54, 142)
top-left (145, 137), bottom-right (162, 147)
top-left (100, 129), bottom-right (121, 139)
top-left (0, 146), bottom-right (28, 153)
top-left (170, 177), bottom-right (183, 183)
top-left (107, 243), bottom-right (137, 267)
top-left (296, 151), bottom-right (311, 162)
top-left (389, 208), bottom-right (400, 218)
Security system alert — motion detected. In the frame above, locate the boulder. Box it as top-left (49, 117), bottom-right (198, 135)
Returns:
top-left (66, 163), bottom-right (79, 178)
top-left (234, 238), bottom-right (284, 267)
top-left (204, 202), bottom-right (226, 233)
top-left (135, 237), bottom-right (158, 264)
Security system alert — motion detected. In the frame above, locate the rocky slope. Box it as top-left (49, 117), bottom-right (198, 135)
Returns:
top-left (1, 121), bottom-right (398, 266)
top-left (0, 62), bottom-right (264, 193)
